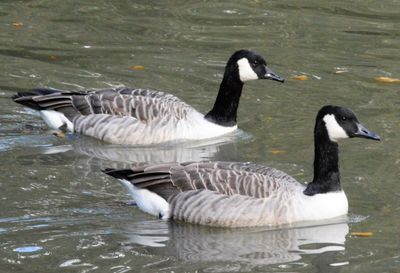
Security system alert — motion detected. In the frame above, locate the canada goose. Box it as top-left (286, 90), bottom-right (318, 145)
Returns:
top-left (103, 105), bottom-right (380, 227)
top-left (12, 50), bottom-right (284, 145)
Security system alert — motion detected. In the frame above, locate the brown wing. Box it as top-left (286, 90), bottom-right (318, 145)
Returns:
top-left (169, 162), bottom-right (298, 198)
top-left (13, 87), bottom-right (191, 122)
top-left (103, 161), bottom-right (299, 200)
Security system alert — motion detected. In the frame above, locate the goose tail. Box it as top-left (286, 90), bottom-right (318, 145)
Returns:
top-left (102, 168), bottom-right (137, 180)
top-left (12, 89), bottom-right (59, 110)
top-left (102, 168), bottom-right (171, 219)
top-left (12, 88), bottom-right (81, 131)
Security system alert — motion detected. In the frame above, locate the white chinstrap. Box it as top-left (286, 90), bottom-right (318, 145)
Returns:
top-left (323, 114), bottom-right (348, 142)
top-left (237, 58), bottom-right (259, 82)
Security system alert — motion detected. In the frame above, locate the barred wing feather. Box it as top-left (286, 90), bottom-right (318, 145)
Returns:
top-left (14, 88), bottom-right (196, 144)
top-left (110, 162), bottom-right (302, 199)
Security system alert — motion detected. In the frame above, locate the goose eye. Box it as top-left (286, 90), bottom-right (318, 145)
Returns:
top-left (253, 60), bottom-right (258, 66)
top-left (341, 116), bottom-right (347, 121)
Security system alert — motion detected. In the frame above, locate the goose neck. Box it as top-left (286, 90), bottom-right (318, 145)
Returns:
top-left (304, 125), bottom-right (341, 196)
top-left (205, 75), bottom-right (243, 127)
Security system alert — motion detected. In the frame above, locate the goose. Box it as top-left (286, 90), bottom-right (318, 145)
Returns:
top-left (12, 50), bottom-right (284, 145)
top-left (102, 105), bottom-right (380, 227)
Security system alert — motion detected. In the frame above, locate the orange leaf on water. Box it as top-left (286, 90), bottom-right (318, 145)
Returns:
top-left (350, 232), bottom-right (373, 237)
top-left (374, 76), bottom-right (400, 83)
top-left (48, 55), bottom-right (58, 61)
top-left (130, 65), bottom-right (145, 71)
top-left (292, 75), bottom-right (309, 81)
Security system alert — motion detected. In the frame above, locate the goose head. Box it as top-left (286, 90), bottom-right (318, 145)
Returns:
top-left (225, 50), bottom-right (284, 83)
top-left (304, 105), bottom-right (380, 196)
top-left (317, 105), bottom-right (381, 142)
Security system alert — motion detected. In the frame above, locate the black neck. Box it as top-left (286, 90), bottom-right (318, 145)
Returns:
top-left (304, 122), bottom-right (341, 196)
top-left (204, 74), bottom-right (243, 127)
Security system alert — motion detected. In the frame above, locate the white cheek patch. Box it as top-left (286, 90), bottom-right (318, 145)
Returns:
top-left (323, 114), bottom-right (349, 142)
top-left (237, 58), bottom-right (259, 82)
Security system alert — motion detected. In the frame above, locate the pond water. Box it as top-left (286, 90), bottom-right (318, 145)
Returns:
top-left (0, 1), bottom-right (399, 272)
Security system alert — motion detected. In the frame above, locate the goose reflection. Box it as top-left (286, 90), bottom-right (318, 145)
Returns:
top-left (120, 220), bottom-right (348, 268)
top-left (40, 130), bottom-right (248, 164)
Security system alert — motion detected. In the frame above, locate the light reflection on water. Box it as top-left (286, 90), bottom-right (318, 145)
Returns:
top-left (38, 129), bottom-right (251, 164)
top-left (120, 220), bottom-right (350, 271)
top-left (0, 209), bottom-right (350, 272)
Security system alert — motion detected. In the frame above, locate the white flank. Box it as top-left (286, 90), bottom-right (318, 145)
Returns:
top-left (119, 179), bottom-right (170, 219)
top-left (178, 110), bottom-right (238, 139)
top-left (323, 114), bottom-right (348, 142)
top-left (40, 110), bottom-right (74, 131)
top-left (74, 109), bottom-right (237, 145)
top-left (296, 190), bottom-right (348, 222)
top-left (237, 58), bottom-right (258, 82)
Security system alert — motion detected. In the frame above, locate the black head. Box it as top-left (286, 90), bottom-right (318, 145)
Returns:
top-left (225, 49), bottom-right (284, 83)
top-left (316, 105), bottom-right (380, 142)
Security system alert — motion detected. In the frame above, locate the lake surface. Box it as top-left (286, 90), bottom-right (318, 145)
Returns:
top-left (0, 1), bottom-right (399, 272)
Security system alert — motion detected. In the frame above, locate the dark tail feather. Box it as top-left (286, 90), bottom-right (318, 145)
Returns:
top-left (12, 88), bottom-right (61, 99)
top-left (102, 168), bottom-right (137, 180)
top-left (12, 93), bottom-right (43, 110)
top-left (102, 167), bottom-right (177, 201)
top-left (12, 89), bottom-right (63, 110)
top-left (102, 168), bottom-right (170, 184)
top-left (12, 88), bottom-right (85, 119)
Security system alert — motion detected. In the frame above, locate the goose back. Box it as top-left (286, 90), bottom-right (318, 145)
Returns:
top-left (72, 88), bottom-right (195, 144)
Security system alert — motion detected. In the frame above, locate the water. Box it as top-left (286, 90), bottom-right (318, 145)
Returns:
top-left (0, 0), bottom-right (399, 272)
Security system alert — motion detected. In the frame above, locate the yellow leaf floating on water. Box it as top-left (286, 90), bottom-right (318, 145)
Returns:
top-left (292, 75), bottom-right (309, 81)
top-left (48, 55), bottom-right (58, 61)
top-left (374, 76), bottom-right (400, 83)
top-left (13, 22), bottom-right (24, 28)
top-left (130, 65), bottom-right (145, 71)
top-left (271, 150), bottom-right (286, 155)
top-left (350, 232), bottom-right (373, 237)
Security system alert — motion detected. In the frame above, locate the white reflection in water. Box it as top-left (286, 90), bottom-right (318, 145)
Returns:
top-left (119, 220), bottom-right (170, 248)
top-left (40, 130), bottom-right (249, 164)
top-left (120, 219), bottom-right (348, 267)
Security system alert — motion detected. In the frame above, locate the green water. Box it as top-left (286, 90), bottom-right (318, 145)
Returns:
top-left (0, 1), bottom-right (399, 272)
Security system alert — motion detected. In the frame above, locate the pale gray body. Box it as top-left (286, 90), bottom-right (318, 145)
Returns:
top-left (111, 162), bottom-right (347, 228)
top-left (15, 87), bottom-right (237, 145)
top-left (71, 88), bottom-right (194, 144)
top-left (166, 162), bottom-right (302, 227)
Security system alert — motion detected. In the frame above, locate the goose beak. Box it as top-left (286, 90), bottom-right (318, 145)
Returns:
top-left (354, 123), bottom-right (381, 141)
top-left (263, 66), bottom-right (285, 83)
